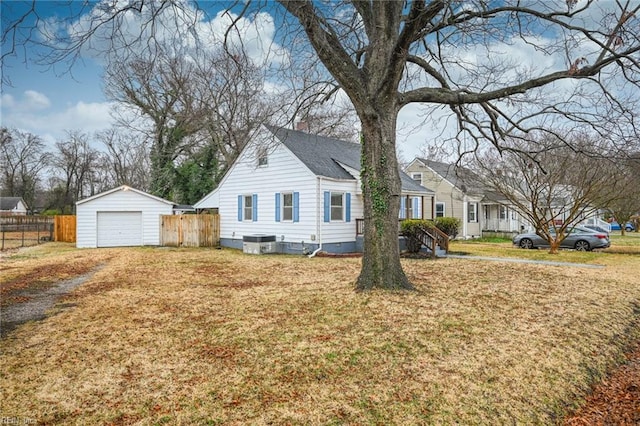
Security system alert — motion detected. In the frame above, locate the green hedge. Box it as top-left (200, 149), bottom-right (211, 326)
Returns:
top-left (401, 219), bottom-right (434, 253)
top-left (434, 217), bottom-right (460, 238)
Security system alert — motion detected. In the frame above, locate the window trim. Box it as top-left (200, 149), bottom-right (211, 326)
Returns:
top-left (243, 194), bottom-right (253, 221)
top-left (330, 192), bottom-right (344, 222)
top-left (435, 202), bottom-right (445, 218)
top-left (411, 173), bottom-right (422, 183)
top-left (282, 192), bottom-right (293, 222)
top-left (468, 202), bottom-right (478, 223)
top-left (257, 148), bottom-right (268, 167)
top-left (499, 205), bottom-right (508, 220)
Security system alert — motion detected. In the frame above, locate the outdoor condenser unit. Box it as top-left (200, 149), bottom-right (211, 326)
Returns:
top-left (242, 234), bottom-right (277, 254)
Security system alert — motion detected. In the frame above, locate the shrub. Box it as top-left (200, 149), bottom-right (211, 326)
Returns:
top-left (401, 219), bottom-right (435, 253)
top-left (435, 217), bottom-right (460, 238)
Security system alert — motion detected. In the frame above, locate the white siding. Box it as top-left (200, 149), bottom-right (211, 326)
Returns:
top-left (76, 188), bottom-right (173, 248)
top-left (217, 138), bottom-right (363, 246)
top-left (318, 179), bottom-right (361, 244)
top-left (194, 189), bottom-right (219, 209)
top-left (218, 141), bottom-right (321, 244)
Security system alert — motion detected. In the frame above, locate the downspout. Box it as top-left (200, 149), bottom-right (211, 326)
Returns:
top-left (462, 194), bottom-right (468, 238)
top-left (309, 176), bottom-right (323, 258)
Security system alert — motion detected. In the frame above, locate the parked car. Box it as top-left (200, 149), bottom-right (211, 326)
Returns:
top-left (582, 224), bottom-right (610, 235)
top-left (610, 221), bottom-right (635, 231)
top-left (513, 226), bottom-right (610, 251)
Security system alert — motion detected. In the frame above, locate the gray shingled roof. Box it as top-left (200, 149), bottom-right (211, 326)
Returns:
top-left (266, 125), bottom-right (433, 194)
top-left (0, 197), bottom-right (25, 210)
top-left (416, 158), bottom-right (487, 195)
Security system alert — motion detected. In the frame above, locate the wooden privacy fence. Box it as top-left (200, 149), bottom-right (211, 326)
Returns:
top-left (54, 215), bottom-right (76, 242)
top-left (161, 214), bottom-right (220, 247)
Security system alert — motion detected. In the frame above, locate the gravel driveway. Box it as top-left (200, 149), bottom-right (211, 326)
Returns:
top-left (0, 265), bottom-right (103, 338)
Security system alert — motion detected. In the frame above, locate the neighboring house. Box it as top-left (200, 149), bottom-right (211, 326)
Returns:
top-left (405, 158), bottom-right (528, 238)
top-left (76, 185), bottom-right (175, 248)
top-left (195, 125), bottom-right (435, 254)
top-left (0, 197), bottom-right (29, 215)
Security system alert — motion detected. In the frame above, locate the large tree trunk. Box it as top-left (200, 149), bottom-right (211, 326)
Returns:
top-left (355, 112), bottom-right (413, 291)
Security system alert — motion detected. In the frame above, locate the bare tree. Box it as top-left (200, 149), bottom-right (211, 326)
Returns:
top-left (0, 127), bottom-right (49, 211)
top-left (604, 154), bottom-right (640, 235)
top-left (48, 131), bottom-right (99, 213)
top-left (475, 135), bottom-right (624, 253)
top-left (95, 128), bottom-right (151, 191)
top-left (104, 54), bottom-right (209, 199)
top-left (4, 1), bottom-right (640, 290)
top-left (189, 50), bottom-right (276, 174)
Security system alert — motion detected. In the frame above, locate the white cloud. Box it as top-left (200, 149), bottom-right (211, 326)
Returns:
top-left (1, 93), bottom-right (16, 109)
top-left (23, 90), bottom-right (51, 110)
top-left (1, 95), bottom-right (115, 146)
top-left (51, 2), bottom-right (288, 70)
top-left (1, 90), bottom-right (51, 112)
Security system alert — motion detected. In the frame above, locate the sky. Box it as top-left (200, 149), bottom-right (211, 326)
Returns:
top-left (0, 0), bottom-right (444, 160)
top-left (0, 0), bottom-right (620, 163)
top-left (1, 1), bottom-right (114, 145)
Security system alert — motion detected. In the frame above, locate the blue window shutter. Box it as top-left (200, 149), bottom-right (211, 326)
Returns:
top-left (275, 193), bottom-right (281, 222)
top-left (324, 191), bottom-right (330, 222)
top-left (293, 192), bottom-right (300, 223)
top-left (413, 197), bottom-right (419, 218)
top-left (345, 193), bottom-right (351, 222)
top-left (252, 194), bottom-right (258, 222)
top-left (400, 197), bottom-right (406, 219)
top-left (238, 195), bottom-right (243, 221)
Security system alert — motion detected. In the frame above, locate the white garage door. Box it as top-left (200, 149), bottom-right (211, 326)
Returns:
top-left (97, 212), bottom-right (143, 247)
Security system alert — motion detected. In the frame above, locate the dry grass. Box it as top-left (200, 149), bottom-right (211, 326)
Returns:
top-left (0, 231), bottom-right (52, 250)
top-left (451, 233), bottom-right (640, 261)
top-left (1, 243), bottom-right (640, 424)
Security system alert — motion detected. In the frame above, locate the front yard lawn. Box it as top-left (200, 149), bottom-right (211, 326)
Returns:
top-left (1, 243), bottom-right (639, 424)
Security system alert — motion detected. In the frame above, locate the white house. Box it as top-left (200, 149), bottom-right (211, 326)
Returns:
top-left (76, 186), bottom-right (175, 248)
top-left (195, 125), bottom-right (435, 254)
top-left (0, 197), bottom-right (28, 215)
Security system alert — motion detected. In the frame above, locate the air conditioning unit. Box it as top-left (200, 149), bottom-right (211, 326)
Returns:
top-left (242, 234), bottom-right (277, 255)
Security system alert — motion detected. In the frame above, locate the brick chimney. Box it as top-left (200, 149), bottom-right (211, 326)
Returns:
top-left (296, 121), bottom-right (309, 132)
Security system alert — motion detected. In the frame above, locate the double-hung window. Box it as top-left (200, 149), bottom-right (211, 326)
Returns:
top-left (238, 194), bottom-right (257, 222)
top-left (282, 193), bottom-right (293, 221)
top-left (500, 205), bottom-right (508, 220)
top-left (331, 193), bottom-right (343, 221)
top-left (275, 192), bottom-right (299, 223)
top-left (257, 148), bottom-right (268, 167)
top-left (244, 195), bottom-right (253, 221)
top-left (468, 202), bottom-right (478, 223)
top-left (435, 202), bottom-right (445, 218)
top-left (323, 191), bottom-right (351, 222)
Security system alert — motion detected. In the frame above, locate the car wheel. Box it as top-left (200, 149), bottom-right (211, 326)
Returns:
top-left (575, 240), bottom-right (590, 251)
top-left (519, 238), bottom-right (533, 249)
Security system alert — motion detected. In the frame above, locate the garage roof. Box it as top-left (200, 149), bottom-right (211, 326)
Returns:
top-left (76, 185), bottom-right (175, 206)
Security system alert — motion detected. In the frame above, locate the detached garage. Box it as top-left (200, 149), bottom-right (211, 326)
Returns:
top-left (76, 186), bottom-right (175, 248)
